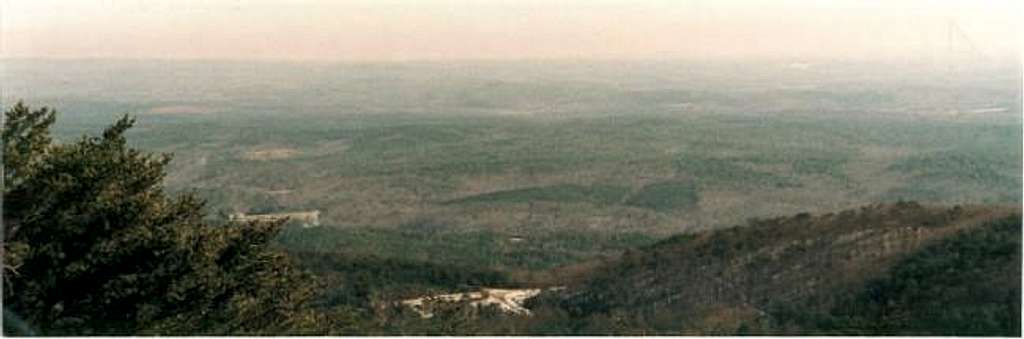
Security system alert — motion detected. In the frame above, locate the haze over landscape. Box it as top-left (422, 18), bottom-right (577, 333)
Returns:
top-left (3, 0), bottom-right (1020, 61)
top-left (1, 0), bottom-right (1021, 336)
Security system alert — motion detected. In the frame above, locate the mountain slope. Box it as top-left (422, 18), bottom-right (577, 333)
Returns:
top-left (537, 202), bottom-right (1020, 335)
top-left (814, 214), bottom-right (1020, 336)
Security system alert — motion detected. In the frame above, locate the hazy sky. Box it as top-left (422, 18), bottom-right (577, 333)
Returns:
top-left (2, 0), bottom-right (1020, 62)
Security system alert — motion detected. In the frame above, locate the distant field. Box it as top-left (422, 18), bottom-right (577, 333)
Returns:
top-left (146, 112), bottom-right (1019, 232)
top-left (3, 59), bottom-right (1020, 268)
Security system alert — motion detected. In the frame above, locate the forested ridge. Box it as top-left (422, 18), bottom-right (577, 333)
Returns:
top-left (526, 203), bottom-right (1020, 335)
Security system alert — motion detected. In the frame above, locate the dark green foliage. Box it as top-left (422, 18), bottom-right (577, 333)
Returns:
top-left (276, 225), bottom-right (656, 270)
top-left (445, 181), bottom-right (700, 212)
top-left (624, 181), bottom-right (699, 212)
top-left (791, 156), bottom-right (849, 180)
top-left (444, 184), bottom-right (629, 206)
top-left (888, 151), bottom-right (1017, 187)
top-left (675, 155), bottom-right (797, 188)
top-left (1, 104), bottom-right (336, 335)
top-left (655, 232), bottom-right (700, 245)
top-left (2, 101), bottom-right (56, 190)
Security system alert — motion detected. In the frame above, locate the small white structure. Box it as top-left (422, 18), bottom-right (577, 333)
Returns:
top-left (229, 210), bottom-right (321, 228)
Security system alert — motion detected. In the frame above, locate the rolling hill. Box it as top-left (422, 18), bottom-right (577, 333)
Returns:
top-left (394, 202), bottom-right (1020, 336)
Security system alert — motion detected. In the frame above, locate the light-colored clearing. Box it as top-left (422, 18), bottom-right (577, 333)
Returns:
top-left (242, 147), bottom-right (301, 161)
top-left (400, 287), bottom-right (564, 318)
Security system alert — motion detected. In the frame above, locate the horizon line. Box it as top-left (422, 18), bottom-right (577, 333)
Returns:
top-left (3, 55), bottom-right (1020, 66)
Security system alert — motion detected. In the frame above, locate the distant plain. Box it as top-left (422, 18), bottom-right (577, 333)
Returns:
top-left (4, 59), bottom-right (1020, 270)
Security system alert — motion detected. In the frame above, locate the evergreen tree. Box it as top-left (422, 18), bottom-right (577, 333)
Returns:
top-left (2, 102), bottom-right (334, 335)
